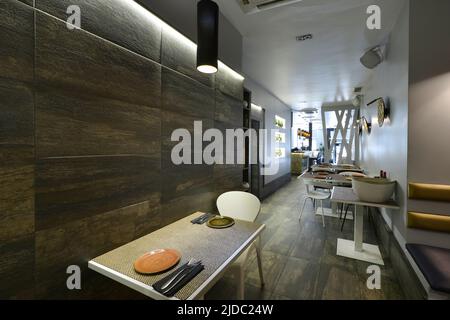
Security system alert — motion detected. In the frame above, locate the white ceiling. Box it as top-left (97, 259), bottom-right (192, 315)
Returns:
top-left (215, 0), bottom-right (406, 110)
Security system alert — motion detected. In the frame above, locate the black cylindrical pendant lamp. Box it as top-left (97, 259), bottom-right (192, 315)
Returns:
top-left (197, 0), bottom-right (219, 74)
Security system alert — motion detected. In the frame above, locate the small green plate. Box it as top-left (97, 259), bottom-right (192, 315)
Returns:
top-left (207, 216), bottom-right (235, 229)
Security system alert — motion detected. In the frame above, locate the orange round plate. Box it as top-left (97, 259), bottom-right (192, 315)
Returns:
top-left (134, 249), bottom-right (181, 275)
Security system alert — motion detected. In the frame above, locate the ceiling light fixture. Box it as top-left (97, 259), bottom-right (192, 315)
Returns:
top-left (197, 0), bottom-right (219, 74)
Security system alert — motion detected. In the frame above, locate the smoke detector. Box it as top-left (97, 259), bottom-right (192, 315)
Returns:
top-left (237, 0), bottom-right (303, 15)
top-left (296, 34), bottom-right (313, 42)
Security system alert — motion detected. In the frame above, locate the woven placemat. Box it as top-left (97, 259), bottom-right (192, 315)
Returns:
top-left (92, 212), bottom-right (263, 300)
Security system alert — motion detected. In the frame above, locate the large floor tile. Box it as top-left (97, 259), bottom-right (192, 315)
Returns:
top-left (207, 177), bottom-right (406, 300)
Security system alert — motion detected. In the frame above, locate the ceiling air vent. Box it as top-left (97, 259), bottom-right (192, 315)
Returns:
top-left (300, 107), bottom-right (318, 115)
top-left (237, 0), bottom-right (304, 15)
top-left (296, 34), bottom-right (313, 42)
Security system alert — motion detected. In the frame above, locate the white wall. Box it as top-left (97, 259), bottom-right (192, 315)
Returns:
top-left (361, 0), bottom-right (450, 251)
top-left (407, 0), bottom-right (450, 249)
top-left (360, 0), bottom-right (409, 245)
top-left (140, 0), bottom-right (243, 71)
top-left (245, 78), bottom-right (292, 185)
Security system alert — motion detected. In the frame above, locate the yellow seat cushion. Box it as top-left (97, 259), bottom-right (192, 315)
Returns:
top-left (408, 212), bottom-right (450, 233)
top-left (408, 183), bottom-right (450, 202)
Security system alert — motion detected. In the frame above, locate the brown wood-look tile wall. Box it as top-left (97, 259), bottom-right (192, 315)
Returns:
top-left (36, 0), bottom-right (162, 63)
top-left (0, 0), bottom-right (243, 299)
top-left (0, 0), bottom-right (35, 299)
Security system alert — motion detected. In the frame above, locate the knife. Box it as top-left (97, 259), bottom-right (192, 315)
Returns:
top-left (160, 259), bottom-right (201, 290)
top-left (162, 266), bottom-right (195, 294)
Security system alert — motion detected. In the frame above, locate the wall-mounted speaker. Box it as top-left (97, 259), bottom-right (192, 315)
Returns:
top-left (360, 46), bottom-right (384, 69)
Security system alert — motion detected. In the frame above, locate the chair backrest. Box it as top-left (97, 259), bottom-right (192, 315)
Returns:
top-left (303, 179), bottom-right (332, 193)
top-left (303, 179), bottom-right (315, 193)
top-left (216, 191), bottom-right (261, 222)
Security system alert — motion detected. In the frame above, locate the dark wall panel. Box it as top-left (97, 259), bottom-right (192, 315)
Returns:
top-left (212, 118), bottom-right (245, 195)
top-left (161, 27), bottom-right (214, 88)
top-left (161, 163), bottom-right (216, 225)
top-left (1, 0), bottom-right (243, 299)
top-left (36, 87), bottom-right (161, 158)
top-left (214, 164), bottom-right (244, 196)
top-left (0, 146), bottom-right (34, 243)
top-left (36, 0), bottom-right (161, 63)
top-left (0, 235), bottom-right (35, 299)
top-left (162, 67), bottom-right (215, 119)
top-left (0, 0), bottom-right (34, 82)
top-left (0, 146), bottom-right (35, 299)
top-left (35, 156), bottom-right (161, 231)
top-left (161, 110), bottom-right (215, 162)
top-left (0, 80), bottom-right (34, 149)
top-left (35, 12), bottom-right (161, 106)
top-left (216, 64), bottom-right (244, 101)
top-left (0, 0), bottom-right (35, 299)
top-left (161, 110), bottom-right (216, 223)
top-left (215, 91), bottom-right (244, 129)
top-left (35, 200), bottom-right (160, 298)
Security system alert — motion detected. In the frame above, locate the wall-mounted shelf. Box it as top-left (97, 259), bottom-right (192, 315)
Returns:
top-left (275, 132), bottom-right (286, 143)
top-left (274, 116), bottom-right (286, 159)
top-left (275, 148), bottom-right (286, 159)
top-left (275, 115), bottom-right (286, 129)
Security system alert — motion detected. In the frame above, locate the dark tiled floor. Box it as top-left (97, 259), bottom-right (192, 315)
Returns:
top-left (206, 177), bottom-right (406, 300)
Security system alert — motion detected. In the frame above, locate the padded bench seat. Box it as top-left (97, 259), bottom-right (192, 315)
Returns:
top-left (406, 244), bottom-right (450, 294)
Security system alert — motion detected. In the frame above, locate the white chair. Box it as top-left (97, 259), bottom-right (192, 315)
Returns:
top-left (299, 179), bottom-right (331, 228)
top-left (216, 191), bottom-right (264, 300)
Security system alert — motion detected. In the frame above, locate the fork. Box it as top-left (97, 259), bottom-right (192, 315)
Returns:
top-left (160, 258), bottom-right (202, 291)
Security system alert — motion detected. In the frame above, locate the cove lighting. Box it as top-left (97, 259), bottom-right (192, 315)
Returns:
top-left (218, 61), bottom-right (245, 81)
top-left (251, 103), bottom-right (263, 111)
top-left (130, 1), bottom-right (244, 80)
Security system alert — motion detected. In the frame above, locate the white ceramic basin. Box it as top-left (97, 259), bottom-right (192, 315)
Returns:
top-left (352, 177), bottom-right (396, 203)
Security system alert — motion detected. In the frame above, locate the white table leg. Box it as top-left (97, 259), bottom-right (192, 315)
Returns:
top-left (354, 205), bottom-right (364, 252)
top-left (336, 204), bottom-right (384, 265)
top-left (331, 202), bottom-right (337, 216)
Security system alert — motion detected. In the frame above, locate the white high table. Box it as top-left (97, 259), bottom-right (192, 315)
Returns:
top-left (331, 187), bottom-right (399, 265)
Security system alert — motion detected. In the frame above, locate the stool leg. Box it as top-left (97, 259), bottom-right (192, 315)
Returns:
top-left (255, 240), bottom-right (265, 287)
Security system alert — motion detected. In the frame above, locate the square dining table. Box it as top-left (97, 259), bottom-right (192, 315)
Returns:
top-left (88, 212), bottom-right (265, 300)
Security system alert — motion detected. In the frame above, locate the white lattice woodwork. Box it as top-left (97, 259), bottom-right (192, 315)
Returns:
top-left (321, 104), bottom-right (360, 164)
